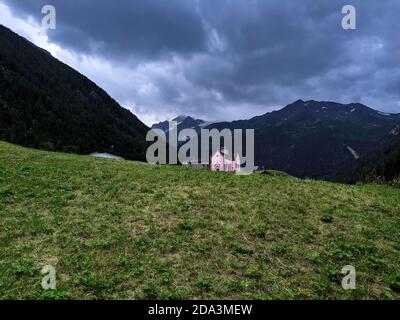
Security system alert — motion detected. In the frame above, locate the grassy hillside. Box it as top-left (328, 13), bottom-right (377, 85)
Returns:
top-left (0, 142), bottom-right (399, 300)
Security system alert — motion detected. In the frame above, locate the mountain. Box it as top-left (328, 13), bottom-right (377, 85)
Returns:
top-left (152, 115), bottom-right (212, 146)
top-left (155, 100), bottom-right (399, 179)
top-left (152, 115), bottom-right (211, 133)
top-left (0, 25), bottom-right (149, 160)
top-left (207, 100), bottom-right (400, 179)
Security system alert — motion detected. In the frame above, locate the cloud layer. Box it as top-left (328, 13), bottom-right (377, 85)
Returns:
top-left (1, 0), bottom-right (400, 124)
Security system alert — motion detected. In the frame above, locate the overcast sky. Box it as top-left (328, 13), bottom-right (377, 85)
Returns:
top-left (1, 0), bottom-right (399, 125)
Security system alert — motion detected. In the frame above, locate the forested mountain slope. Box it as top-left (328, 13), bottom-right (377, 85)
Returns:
top-left (0, 25), bottom-right (148, 160)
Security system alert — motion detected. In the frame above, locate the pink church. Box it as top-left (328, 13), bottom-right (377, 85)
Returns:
top-left (211, 149), bottom-right (240, 172)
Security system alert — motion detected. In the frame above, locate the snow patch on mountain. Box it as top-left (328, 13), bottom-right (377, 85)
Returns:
top-left (173, 115), bottom-right (188, 125)
top-left (199, 121), bottom-right (214, 128)
top-left (346, 146), bottom-right (359, 160)
top-left (390, 125), bottom-right (400, 136)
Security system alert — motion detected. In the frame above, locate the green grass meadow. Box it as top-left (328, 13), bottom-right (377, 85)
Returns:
top-left (0, 142), bottom-right (399, 299)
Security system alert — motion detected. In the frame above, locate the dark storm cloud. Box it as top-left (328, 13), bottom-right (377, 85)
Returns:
top-left (188, 0), bottom-right (400, 109)
top-left (3, 0), bottom-right (400, 121)
top-left (3, 0), bottom-right (208, 60)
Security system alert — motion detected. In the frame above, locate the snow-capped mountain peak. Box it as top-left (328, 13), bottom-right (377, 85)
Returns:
top-left (151, 115), bottom-right (213, 135)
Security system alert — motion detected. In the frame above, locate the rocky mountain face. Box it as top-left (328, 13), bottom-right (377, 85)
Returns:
top-left (152, 115), bottom-right (211, 133)
top-left (152, 115), bottom-right (212, 146)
